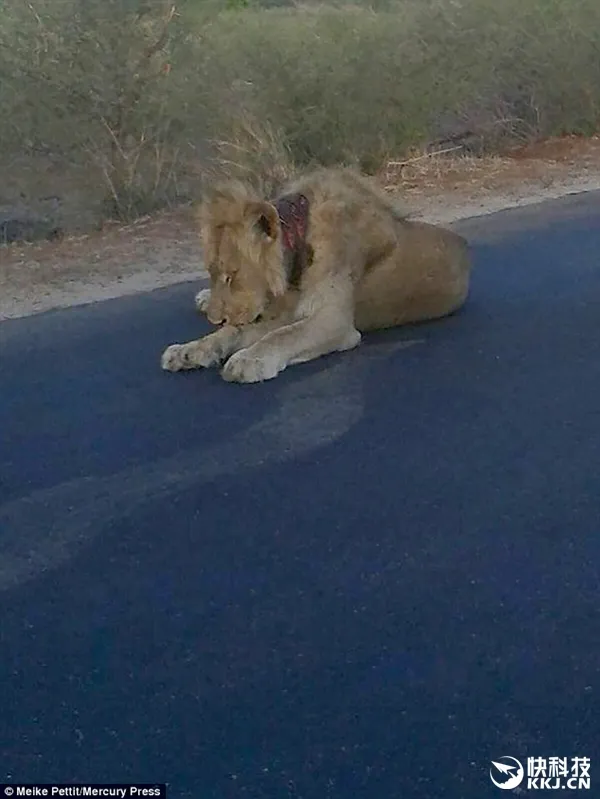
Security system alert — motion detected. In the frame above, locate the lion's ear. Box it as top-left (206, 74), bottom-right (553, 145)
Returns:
top-left (250, 201), bottom-right (279, 241)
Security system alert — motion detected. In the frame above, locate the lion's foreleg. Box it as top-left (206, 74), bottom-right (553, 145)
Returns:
top-left (221, 283), bottom-right (361, 383)
top-left (161, 324), bottom-right (242, 372)
top-left (161, 316), bottom-right (290, 373)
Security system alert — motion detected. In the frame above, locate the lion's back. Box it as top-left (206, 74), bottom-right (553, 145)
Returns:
top-left (276, 166), bottom-right (472, 330)
top-left (284, 166), bottom-right (407, 224)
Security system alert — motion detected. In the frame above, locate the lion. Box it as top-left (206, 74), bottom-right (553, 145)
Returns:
top-left (161, 166), bottom-right (473, 383)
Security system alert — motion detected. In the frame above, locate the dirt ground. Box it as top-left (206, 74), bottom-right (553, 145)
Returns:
top-left (2, 134), bottom-right (600, 321)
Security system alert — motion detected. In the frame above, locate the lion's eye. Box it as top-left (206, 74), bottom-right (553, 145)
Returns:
top-left (223, 274), bottom-right (233, 286)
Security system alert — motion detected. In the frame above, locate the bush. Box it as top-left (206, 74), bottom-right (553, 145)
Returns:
top-left (1, 0), bottom-right (600, 231)
top-left (0, 0), bottom-right (208, 221)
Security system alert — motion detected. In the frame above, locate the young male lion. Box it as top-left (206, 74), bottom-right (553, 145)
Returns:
top-left (161, 167), bottom-right (472, 384)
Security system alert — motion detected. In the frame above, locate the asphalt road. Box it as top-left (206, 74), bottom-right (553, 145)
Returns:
top-left (1, 191), bottom-right (599, 798)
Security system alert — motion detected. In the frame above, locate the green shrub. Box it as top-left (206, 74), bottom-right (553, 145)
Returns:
top-left (1, 0), bottom-right (599, 229)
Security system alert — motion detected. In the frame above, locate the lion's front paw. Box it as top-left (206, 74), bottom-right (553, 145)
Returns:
top-left (161, 344), bottom-right (188, 372)
top-left (161, 340), bottom-right (221, 372)
top-left (194, 288), bottom-right (211, 314)
top-left (221, 348), bottom-right (283, 384)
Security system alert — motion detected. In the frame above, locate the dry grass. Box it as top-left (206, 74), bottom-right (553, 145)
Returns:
top-left (204, 113), bottom-right (298, 198)
top-left (378, 135), bottom-right (600, 201)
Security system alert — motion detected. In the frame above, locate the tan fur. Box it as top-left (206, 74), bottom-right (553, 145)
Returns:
top-left (161, 166), bottom-right (473, 383)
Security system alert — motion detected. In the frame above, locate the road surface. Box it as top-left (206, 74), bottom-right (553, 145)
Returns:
top-left (1, 191), bottom-right (599, 797)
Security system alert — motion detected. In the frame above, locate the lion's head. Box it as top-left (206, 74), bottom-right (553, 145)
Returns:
top-left (198, 181), bottom-right (287, 327)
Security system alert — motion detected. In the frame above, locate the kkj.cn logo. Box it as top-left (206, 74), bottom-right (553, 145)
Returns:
top-left (490, 757), bottom-right (525, 790)
top-left (490, 756), bottom-right (591, 791)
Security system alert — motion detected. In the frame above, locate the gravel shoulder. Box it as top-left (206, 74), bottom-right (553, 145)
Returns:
top-left (2, 135), bottom-right (600, 321)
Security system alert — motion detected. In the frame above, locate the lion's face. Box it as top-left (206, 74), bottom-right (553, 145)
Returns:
top-left (199, 184), bottom-right (287, 327)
